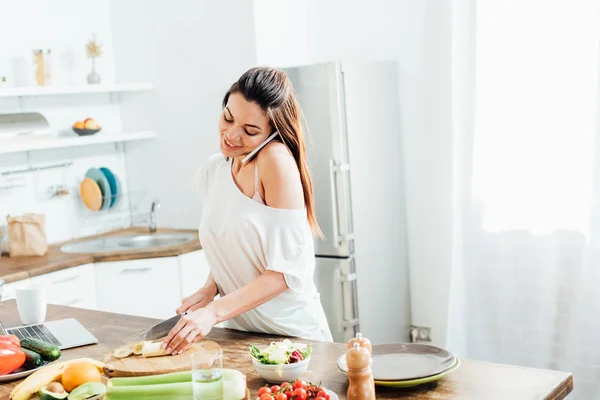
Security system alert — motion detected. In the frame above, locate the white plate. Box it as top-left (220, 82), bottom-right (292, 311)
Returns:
top-left (0, 361), bottom-right (49, 383)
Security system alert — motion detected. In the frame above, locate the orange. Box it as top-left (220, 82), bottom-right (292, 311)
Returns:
top-left (84, 119), bottom-right (100, 129)
top-left (73, 121), bottom-right (85, 129)
top-left (61, 362), bottom-right (102, 392)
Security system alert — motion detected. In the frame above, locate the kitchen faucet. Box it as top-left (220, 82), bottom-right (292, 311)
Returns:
top-left (149, 200), bottom-right (161, 233)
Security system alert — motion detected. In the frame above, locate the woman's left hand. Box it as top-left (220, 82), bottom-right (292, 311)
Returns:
top-left (162, 305), bottom-right (218, 355)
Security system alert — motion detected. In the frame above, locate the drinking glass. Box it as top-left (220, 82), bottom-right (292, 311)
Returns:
top-left (192, 347), bottom-right (223, 400)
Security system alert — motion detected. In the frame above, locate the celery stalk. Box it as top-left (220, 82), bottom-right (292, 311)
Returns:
top-left (106, 369), bottom-right (246, 400)
top-left (110, 370), bottom-right (192, 386)
top-left (107, 394), bottom-right (192, 400)
top-left (107, 382), bottom-right (193, 398)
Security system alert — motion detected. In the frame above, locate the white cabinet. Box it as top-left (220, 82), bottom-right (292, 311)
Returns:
top-left (178, 250), bottom-right (211, 299)
top-left (94, 257), bottom-right (181, 320)
top-left (30, 264), bottom-right (97, 310)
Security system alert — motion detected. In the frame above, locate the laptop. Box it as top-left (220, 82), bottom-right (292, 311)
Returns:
top-left (1, 318), bottom-right (98, 350)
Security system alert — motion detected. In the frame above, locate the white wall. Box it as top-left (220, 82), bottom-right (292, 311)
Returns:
top-left (253, 0), bottom-right (455, 346)
top-left (0, 0), bottom-right (139, 245)
top-left (0, 0), bottom-right (116, 87)
top-left (110, 0), bottom-right (258, 230)
top-left (253, 1), bottom-right (310, 67)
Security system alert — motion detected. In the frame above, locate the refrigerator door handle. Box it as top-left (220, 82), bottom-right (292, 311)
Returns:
top-left (329, 160), bottom-right (354, 247)
top-left (329, 159), bottom-right (341, 248)
top-left (334, 268), bottom-right (360, 333)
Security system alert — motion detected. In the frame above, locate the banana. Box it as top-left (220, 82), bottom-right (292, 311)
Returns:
top-left (10, 358), bottom-right (104, 400)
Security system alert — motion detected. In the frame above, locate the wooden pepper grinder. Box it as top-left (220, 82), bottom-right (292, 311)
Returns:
top-left (348, 332), bottom-right (372, 354)
top-left (346, 342), bottom-right (376, 400)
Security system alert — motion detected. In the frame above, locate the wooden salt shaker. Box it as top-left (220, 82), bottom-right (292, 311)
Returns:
top-left (346, 342), bottom-right (376, 400)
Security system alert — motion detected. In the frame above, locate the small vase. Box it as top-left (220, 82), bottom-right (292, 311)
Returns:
top-left (87, 58), bottom-right (101, 84)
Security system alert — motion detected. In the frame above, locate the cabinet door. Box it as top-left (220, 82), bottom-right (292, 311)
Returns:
top-left (179, 250), bottom-right (211, 299)
top-left (95, 257), bottom-right (181, 320)
top-left (30, 264), bottom-right (97, 310)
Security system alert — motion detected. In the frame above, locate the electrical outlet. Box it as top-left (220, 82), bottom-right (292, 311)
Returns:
top-left (410, 325), bottom-right (432, 343)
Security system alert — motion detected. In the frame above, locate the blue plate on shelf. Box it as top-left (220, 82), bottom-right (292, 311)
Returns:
top-left (85, 167), bottom-right (111, 211)
top-left (99, 167), bottom-right (120, 208)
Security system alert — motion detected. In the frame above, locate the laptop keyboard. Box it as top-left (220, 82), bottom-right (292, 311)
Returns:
top-left (7, 324), bottom-right (62, 347)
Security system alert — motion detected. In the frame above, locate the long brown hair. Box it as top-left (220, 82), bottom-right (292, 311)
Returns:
top-left (223, 67), bottom-right (322, 236)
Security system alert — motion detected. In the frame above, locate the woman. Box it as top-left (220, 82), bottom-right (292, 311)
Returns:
top-left (162, 67), bottom-right (333, 355)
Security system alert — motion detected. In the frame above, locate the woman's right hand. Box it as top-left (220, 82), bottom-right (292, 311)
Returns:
top-left (176, 284), bottom-right (218, 315)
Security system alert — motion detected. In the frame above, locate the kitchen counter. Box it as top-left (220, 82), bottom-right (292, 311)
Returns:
top-left (0, 227), bottom-right (201, 284)
top-left (0, 302), bottom-right (573, 400)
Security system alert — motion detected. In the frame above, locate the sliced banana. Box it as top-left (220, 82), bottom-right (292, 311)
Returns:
top-left (113, 346), bottom-right (134, 359)
top-left (133, 341), bottom-right (146, 355)
top-left (141, 341), bottom-right (168, 358)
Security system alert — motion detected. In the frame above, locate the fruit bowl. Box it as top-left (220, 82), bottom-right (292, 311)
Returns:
top-left (73, 118), bottom-right (101, 136)
top-left (73, 127), bottom-right (101, 136)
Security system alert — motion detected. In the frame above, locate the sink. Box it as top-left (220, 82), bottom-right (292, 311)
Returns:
top-left (60, 232), bottom-right (197, 254)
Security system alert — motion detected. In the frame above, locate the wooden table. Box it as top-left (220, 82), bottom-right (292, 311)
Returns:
top-left (0, 302), bottom-right (573, 399)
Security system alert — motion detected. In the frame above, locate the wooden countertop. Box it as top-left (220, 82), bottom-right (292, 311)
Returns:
top-left (0, 227), bottom-right (201, 284)
top-left (0, 302), bottom-right (573, 400)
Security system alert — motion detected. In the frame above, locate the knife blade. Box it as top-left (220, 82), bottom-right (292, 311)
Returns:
top-left (134, 312), bottom-right (186, 342)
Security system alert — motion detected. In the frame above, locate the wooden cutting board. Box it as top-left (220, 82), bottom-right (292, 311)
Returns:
top-left (103, 340), bottom-right (222, 377)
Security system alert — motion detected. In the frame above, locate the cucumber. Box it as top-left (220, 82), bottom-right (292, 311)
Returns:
top-left (22, 347), bottom-right (44, 369)
top-left (20, 338), bottom-right (61, 361)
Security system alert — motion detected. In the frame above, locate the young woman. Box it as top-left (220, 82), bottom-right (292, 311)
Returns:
top-left (162, 67), bottom-right (332, 355)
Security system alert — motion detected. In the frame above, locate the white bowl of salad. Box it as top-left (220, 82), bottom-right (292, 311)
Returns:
top-left (250, 339), bottom-right (312, 383)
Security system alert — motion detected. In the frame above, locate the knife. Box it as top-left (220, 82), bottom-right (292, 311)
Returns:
top-left (134, 312), bottom-right (187, 342)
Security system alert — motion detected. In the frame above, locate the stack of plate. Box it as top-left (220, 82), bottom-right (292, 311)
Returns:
top-left (80, 167), bottom-right (122, 212)
top-left (337, 343), bottom-right (460, 388)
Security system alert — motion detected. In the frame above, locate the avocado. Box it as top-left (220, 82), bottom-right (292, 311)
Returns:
top-left (38, 385), bottom-right (68, 400)
top-left (67, 382), bottom-right (107, 400)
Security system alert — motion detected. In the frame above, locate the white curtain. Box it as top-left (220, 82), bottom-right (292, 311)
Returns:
top-left (447, 1), bottom-right (600, 398)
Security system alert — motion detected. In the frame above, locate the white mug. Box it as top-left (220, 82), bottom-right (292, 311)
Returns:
top-left (16, 284), bottom-right (46, 325)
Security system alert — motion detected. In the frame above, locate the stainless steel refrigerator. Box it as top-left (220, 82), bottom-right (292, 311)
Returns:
top-left (284, 61), bottom-right (411, 344)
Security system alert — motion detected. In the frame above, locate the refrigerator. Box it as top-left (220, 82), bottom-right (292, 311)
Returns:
top-left (283, 61), bottom-right (412, 344)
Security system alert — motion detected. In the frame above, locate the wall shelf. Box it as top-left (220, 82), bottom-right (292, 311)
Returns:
top-left (0, 130), bottom-right (157, 154)
top-left (0, 82), bottom-right (153, 98)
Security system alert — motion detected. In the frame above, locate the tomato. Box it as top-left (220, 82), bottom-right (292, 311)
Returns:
top-left (292, 388), bottom-right (307, 400)
top-left (293, 380), bottom-right (307, 390)
top-left (316, 390), bottom-right (328, 398)
top-left (284, 389), bottom-right (293, 399)
top-left (258, 387), bottom-right (272, 396)
top-left (270, 385), bottom-right (281, 393)
top-left (280, 382), bottom-right (290, 388)
top-left (275, 394), bottom-right (287, 400)
top-left (315, 397), bottom-right (326, 400)
top-left (260, 394), bottom-right (273, 400)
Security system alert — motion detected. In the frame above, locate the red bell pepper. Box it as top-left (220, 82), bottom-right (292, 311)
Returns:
top-left (0, 335), bottom-right (26, 375)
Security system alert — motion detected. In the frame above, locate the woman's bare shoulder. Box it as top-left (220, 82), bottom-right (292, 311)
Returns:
top-left (256, 141), bottom-right (304, 209)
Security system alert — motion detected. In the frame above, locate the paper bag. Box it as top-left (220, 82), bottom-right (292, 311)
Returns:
top-left (7, 213), bottom-right (48, 257)
top-left (0, 225), bottom-right (7, 256)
